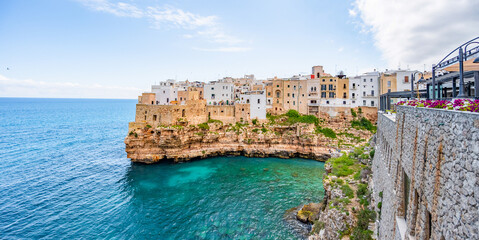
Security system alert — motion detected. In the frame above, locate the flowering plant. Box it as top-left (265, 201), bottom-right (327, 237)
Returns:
top-left (396, 99), bottom-right (479, 113)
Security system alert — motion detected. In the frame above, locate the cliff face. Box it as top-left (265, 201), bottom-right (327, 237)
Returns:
top-left (124, 120), bottom-right (372, 164)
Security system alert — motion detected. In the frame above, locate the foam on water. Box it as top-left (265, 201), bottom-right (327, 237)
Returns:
top-left (0, 98), bottom-right (325, 239)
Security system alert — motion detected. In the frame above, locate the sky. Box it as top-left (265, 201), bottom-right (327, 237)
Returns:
top-left (0, 0), bottom-right (478, 99)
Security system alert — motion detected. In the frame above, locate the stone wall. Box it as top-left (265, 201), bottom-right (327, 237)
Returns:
top-left (206, 105), bottom-right (236, 124)
top-left (372, 106), bottom-right (479, 240)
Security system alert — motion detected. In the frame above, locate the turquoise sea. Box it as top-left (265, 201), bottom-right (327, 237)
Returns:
top-left (0, 98), bottom-right (325, 239)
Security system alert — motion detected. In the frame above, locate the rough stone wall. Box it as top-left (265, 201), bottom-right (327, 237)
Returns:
top-left (372, 106), bottom-right (479, 240)
top-left (134, 100), bottom-right (208, 128)
top-left (206, 105), bottom-right (236, 124)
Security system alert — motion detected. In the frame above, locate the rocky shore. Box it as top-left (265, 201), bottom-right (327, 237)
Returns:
top-left (293, 141), bottom-right (377, 239)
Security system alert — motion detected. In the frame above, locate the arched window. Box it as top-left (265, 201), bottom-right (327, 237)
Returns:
top-left (275, 90), bottom-right (281, 98)
top-left (182, 109), bottom-right (185, 117)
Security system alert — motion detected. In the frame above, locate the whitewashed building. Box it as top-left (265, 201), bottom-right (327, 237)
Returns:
top-left (239, 91), bottom-right (266, 120)
top-left (151, 79), bottom-right (178, 105)
top-left (204, 81), bottom-right (235, 105)
top-left (359, 71), bottom-right (380, 107)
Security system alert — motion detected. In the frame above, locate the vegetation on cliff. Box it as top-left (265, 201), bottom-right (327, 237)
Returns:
top-left (306, 143), bottom-right (376, 240)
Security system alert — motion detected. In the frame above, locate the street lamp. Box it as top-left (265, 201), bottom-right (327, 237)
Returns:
top-left (410, 71), bottom-right (424, 99)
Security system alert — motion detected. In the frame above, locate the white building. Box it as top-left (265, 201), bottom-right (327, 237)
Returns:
top-left (393, 69), bottom-right (416, 92)
top-left (349, 72), bottom-right (380, 108)
top-left (204, 81), bottom-right (234, 105)
top-left (151, 79), bottom-right (178, 105)
top-left (239, 91), bottom-right (267, 120)
top-left (360, 71), bottom-right (380, 107)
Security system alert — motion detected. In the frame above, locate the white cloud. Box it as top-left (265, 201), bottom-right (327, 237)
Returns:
top-left (0, 74), bottom-right (143, 99)
top-left (348, 9), bottom-right (357, 17)
top-left (351, 0), bottom-right (479, 69)
top-left (192, 47), bottom-right (251, 52)
top-left (77, 0), bottom-right (248, 49)
top-left (77, 0), bottom-right (143, 18)
top-left (338, 47), bottom-right (344, 52)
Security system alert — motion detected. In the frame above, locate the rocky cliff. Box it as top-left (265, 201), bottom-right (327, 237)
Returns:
top-left (125, 117), bottom-right (373, 164)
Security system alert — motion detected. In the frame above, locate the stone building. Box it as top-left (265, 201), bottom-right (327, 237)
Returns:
top-left (372, 106), bottom-right (479, 239)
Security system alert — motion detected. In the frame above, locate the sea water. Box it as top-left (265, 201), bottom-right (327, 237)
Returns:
top-left (0, 98), bottom-right (324, 239)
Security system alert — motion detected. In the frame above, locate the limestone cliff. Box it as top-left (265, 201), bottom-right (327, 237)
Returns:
top-left (124, 118), bottom-right (373, 164)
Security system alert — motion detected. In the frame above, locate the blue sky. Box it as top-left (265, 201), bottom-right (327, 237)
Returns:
top-left (0, 0), bottom-right (477, 98)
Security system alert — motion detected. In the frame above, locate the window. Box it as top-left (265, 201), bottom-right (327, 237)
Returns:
top-left (326, 101), bottom-right (329, 104)
top-left (182, 109), bottom-right (185, 117)
top-left (211, 94), bottom-right (215, 99)
top-left (330, 79), bottom-right (333, 82)
top-left (343, 84), bottom-right (346, 89)
top-left (363, 79), bottom-right (366, 82)
top-left (287, 93), bottom-right (290, 97)
top-left (287, 85), bottom-right (290, 88)
top-left (321, 85), bottom-right (326, 90)
top-left (329, 92), bottom-right (335, 98)
top-left (352, 83), bottom-right (356, 88)
top-left (276, 99), bottom-right (279, 103)
top-left (363, 100), bottom-right (366, 105)
top-left (352, 93), bottom-right (355, 98)
top-left (293, 101), bottom-right (295, 105)
top-left (287, 101), bottom-right (289, 104)
top-left (311, 100), bottom-right (317, 104)
top-left (405, 76), bottom-right (409, 83)
top-left (328, 84), bottom-right (333, 90)
top-left (293, 85), bottom-right (296, 90)
top-left (153, 115), bottom-right (157, 121)
top-left (370, 78), bottom-right (373, 82)
top-left (257, 99), bottom-right (260, 104)
top-left (343, 93), bottom-right (347, 98)
top-left (276, 85), bottom-right (279, 88)
top-left (247, 99), bottom-right (250, 103)
top-left (167, 98), bottom-right (169, 103)
top-left (343, 101), bottom-right (346, 104)
top-left (371, 90), bottom-right (374, 96)
top-left (292, 94), bottom-right (295, 98)
top-left (321, 92), bottom-right (326, 98)
top-left (363, 92), bottom-right (366, 97)
top-left (387, 81), bottom-right (391, 87)
top-left (276, 90), bottom-right (281, 98)
top-left (322, 79), bottom-right (325, 82)
top-left (371, 101), bottom-right (374, 106)
top-left (317, 73), bottom-right (320, 78)
top-left (268, 92), bottom-right (271, 96)
top-left (302, 94), bottom-right (304, 97)
top-left (211, 87), bottom-right (214, 90)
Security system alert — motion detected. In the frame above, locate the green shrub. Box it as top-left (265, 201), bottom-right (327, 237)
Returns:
top-left (198, 123), bottom-right (210, 130)
top-left (207, 119), bottom-right (223, 125)
top-left (350, 208), bottom-right (376, 240)
top-left (315, 127), bottom-right (337, 138)
top-left (369, 149), bottom-right (375, 158)
top-left (286, 110), bottom-right (300, 118)
top-left (195, 132), bottom-right (205, 136)
top-left (134, 133), bottom-right (138, 138)
top-left (261, 127), bottom-right (268, 133)
top-left (252, 128), bottom-right (259, 133)
top-left (328, 154), bottom-right (355, 177)
top-left (341, 184), bottom-right (354, 198)
top-left (379, 191), bottom-right (383, 198)
top-left (356, 184), bottom-right (368, 198)
top-left (353, 170), bottom-right (361, 180)
top-left (351, 108), bottom-right (357, 117)
top-left (252, 119), bottom-right (258, 125)
top-left (351, 117), bottom-right (376, 132)
top-left (358, 107), bottom-right (363, 115)
top-left (377, 202), bottom-right (382, 209)
top-left (146, 124), bottom-right (152, 128)
top-left (129, 131), bottom-right (134, 136)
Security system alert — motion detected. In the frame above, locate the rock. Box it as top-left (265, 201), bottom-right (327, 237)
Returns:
top-left (296, 203), bottom-right (323, 223)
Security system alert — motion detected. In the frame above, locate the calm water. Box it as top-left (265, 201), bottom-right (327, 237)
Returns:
top-left (0, 98), bottom-right (325, 239)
